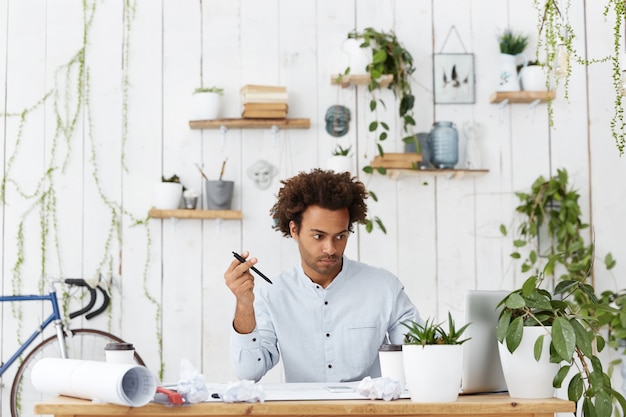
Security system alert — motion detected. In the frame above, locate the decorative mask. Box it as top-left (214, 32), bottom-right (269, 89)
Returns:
top-left (324, 105), bottom-right (351, 137)
top-left (246, 159), bottom-right (278, 190)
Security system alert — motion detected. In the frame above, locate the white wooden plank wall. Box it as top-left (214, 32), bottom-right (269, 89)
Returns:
top-left (1, 0), bottom-right (625, 413)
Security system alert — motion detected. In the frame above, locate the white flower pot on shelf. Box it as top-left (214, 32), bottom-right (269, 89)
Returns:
top-left (326, 155), bottom-right (353, 173)
top-left (191, 91), bottom-right (221, 120)
top-left (497, 53), bottom-right (525, 92)
top-left (152, 183), bottom-right (183, 210)
top-left (498, 326), bottom-right (559, 398)
top-left (520, 65), bottom-right (547, 91)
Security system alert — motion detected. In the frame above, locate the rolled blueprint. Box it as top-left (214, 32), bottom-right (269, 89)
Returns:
top-left (32, 358), bottom-right (157, 407)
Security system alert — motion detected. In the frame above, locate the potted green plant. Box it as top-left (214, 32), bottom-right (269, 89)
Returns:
top-left (496, 29), bottom-right (529, 92)
top-left (496, 273), bottom-right (626, 416)
top-left (192, 86), bottom-right (224, 120)
top-left (401, 313), bottom-right (470, 402)
top-left (327, 144), bottom-right (353, 173)
top-left (500, 168), bottom-right (615, 288)
top-left (520, 60), bottom-right (548, 91)
top-left (342, 27), bottom-right (416, 173)
top-left (153, 174), bottom-right (183, 210)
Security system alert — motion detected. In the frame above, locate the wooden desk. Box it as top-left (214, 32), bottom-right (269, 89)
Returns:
top-left (35, 394), bottom-right (575, 417)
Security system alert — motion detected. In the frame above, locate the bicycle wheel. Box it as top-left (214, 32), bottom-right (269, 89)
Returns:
top-left (10, 328), bottom-right (145, 417)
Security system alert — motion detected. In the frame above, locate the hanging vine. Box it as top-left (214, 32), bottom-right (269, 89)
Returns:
top-left (0, 0), bottom-right (162, 376)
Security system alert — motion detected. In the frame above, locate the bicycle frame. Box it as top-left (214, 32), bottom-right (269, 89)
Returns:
top-left (0, 290), bottom-right (67, 377)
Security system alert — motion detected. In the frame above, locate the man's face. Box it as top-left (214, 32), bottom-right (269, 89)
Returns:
top-left (289, 205), bottom-right (350, 286)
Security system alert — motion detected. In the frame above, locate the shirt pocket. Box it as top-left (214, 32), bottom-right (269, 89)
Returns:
top-left (343, 324), bottom-right (379, 369)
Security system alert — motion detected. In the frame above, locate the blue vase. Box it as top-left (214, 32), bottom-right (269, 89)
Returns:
top-left (427, 121), bottom-right (458, 169)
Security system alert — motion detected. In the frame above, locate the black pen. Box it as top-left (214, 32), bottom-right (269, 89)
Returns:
top-left (232, 251), bottom-right (273, 284)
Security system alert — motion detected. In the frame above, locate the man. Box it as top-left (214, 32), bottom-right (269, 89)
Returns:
top-left (224, 169), bottom-right (420, 382)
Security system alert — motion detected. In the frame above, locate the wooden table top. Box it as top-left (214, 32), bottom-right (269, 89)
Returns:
top-left (35, 393), bottom-right (575, 417)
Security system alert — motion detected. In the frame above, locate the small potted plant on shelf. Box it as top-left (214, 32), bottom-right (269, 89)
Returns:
top-left (192, 86), bottom-right (224, 120)
top-left (401, 313), bottom-right (470, 403)
top-left (152, 174), bottom-right (184, 210)
top-left (327, 144), bottom-right (353, 174)
top-left (496, 28), bottom-right (529, 92)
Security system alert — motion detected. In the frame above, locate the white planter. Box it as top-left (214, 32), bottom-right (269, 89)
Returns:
top-left (403, 344), bottom-right (463, 402)
top-left (498, 326), bottom-right (559, 398)
top-left (520, 66), bottom-right (547, 91)
top-left (497, 53), bottom-right (523, 92)
top-left (342, 38), bottom-right (371, 73)
top-left (326, 155), bottom-right (353, 173)
top-left (152, 183), bottom-right (183, 210)
top-left (191, 91), bottom-right (221, 120)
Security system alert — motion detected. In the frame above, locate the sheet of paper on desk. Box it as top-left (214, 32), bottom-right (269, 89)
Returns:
top-left (206, 382), bottom-right (410, 401)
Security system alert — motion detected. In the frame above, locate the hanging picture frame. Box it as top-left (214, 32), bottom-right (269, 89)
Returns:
top-left (433, 53), bottom-right (475, 104)
top-left (433, 26), bottom-right (475, 104)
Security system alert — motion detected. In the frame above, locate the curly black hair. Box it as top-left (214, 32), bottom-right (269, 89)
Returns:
top-left (270, 169), bottom-right (368, 237)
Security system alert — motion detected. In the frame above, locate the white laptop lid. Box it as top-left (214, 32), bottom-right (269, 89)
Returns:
top-left (460, 290), bottom-right (510, 394)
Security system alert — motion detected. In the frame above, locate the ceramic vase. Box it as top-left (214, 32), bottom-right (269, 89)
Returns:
top-left (402, 344), bottom-right (463, 402)
top-left (342, 38), bottom-right (371, 73)
top-left (497, 53), bottom-right (525, 92)
top-left (428, 121), bottom-right (458, 169)
top-left (498, 326), bottom-right (559, 398)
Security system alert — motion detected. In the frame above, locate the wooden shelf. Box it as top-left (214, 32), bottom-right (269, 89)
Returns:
top-left (376, 168), bottom-right (489, 180)
top-left (189, 118), bottom-right (310, 129)
top-left (489, 91), bottom-right (556, 104)
top-left (370, 153), bottom-right (422, 169)
top-left (149, 208), bottom-right (243, 220)
top-left (330, 74), bottom-right (393, 88)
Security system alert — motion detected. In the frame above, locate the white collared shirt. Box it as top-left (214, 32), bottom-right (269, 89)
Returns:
top-left (230, 256), bottom-right (420, 382)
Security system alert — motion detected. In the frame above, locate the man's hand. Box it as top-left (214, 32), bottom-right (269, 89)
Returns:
top-left (225, 251), bottom-right (258, 334)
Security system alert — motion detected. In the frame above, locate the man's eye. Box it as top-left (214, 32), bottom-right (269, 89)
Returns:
top-left (336, 234), bottom-right (347, 240)
top-left (313, 234), bottom-right (322, 239)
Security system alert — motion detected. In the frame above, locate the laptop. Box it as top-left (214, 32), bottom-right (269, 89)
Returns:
top-left (460, 290), bottom-right (510, 394)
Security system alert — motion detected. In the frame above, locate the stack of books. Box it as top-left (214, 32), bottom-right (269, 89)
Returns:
top-left (241, 85), bottom-right (288, 119)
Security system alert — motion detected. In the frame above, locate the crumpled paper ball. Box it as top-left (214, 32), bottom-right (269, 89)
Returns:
top-left (176, 358), bottom-right (209, 403)
top-left (357, 376), bottom-right (403, 401)
top-left (219, 380), bottom-right (266, 403)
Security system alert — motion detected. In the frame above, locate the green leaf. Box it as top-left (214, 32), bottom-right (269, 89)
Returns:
top-left (369, 121), bottom-right (378, 132)
top-left (369, 191), bottom-right (378, 202)
top-left (513, 239), bottom-right (527, 247)
top-left (521, 276), bottom-right (538, 296)
top-left (595, 389), bottom-right (612, 417)
top-left (570, 319), bottom-right (593, 357)
top-left (496, 309), bottom-right (512, 342)
top-left (505, 293), bottom-right (526, 309)
top-left (533, 334), bottom-right (545, 361)
top-left (552, 317), bottom-right (576, 361)
top-left (370, 99), bottom-right (377, 111)
top-left (362, 165), bottom-right (373, 174)
top-left (505, 316), bottom-right (523, 352)
top-left (553, 365), bottom-right (571, 388)
top-left (568, 373), bottom-right (584, 402)
top-left (500, 224), bottom-right (507, 236)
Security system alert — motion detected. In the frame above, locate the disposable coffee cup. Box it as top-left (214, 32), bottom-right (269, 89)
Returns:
top-left (379, 344), bottom-right (405, 388)
top-left (105, 342), bottom-right (135, 364)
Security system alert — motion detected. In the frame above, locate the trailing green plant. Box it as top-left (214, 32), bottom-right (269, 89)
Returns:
top-left (500, 168), bottom-right (615, 287)
top-left (402, 313), bottom-right (471, 346)
top-left (497, 28), bottom-right (530, 55)
top-left (597, 289), bottom-right (626, 351)
top-left (339, 28), bottom-right (416, 234)
top-left (532, 0), bottom-right (626, 154)
top-left (496, 273), bottom-right (626, 417)
top-left (193, 86), bottom-right (224, 95)
top-left (344, 27), bottom-right (416, 172)
top-left (0, 0), bottom-right (164, 380)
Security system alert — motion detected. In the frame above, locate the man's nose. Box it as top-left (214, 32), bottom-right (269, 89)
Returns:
top-left (323, 239), bottom-right (337, 255)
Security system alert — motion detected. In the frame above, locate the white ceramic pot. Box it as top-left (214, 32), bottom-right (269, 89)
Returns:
top-left (342, 38), bottom-right (371, 73)
top-left (498, 326), bottom-right (559, 398)
top-left (402, 344), bottom-right (463, 402)
top-left (326, 155), bottom-right (353, 173)
top-left (152, 183), bottom-right (183, 210)
top-left (520, 65), bottom-right (546, 91)
top-left (191, 91), bottom-right (220, 120)
top-left (497, 53), bottom-right (524, 92)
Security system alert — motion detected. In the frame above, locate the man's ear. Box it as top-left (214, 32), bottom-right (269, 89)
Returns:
top-left (289, 221), bottom-right (298, 239)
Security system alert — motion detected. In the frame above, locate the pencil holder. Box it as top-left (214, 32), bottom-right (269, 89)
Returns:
top-left (206, 180), bottom-right (234, 210)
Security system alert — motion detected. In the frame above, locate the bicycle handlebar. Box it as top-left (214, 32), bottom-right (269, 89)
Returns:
top-left (64, 278), bottom-right (110, 320)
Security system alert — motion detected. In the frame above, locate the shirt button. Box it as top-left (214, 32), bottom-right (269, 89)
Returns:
top-left (328, 364), bottom-right (332, 369)
top-left (252, 338), bottom-right (257, 342)
top-left (326, 333), bottom-right (330, 337)
top-left (257, 358), bottom-right (261, 361)
top-left (324, 301), bottom-right (328, 305)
